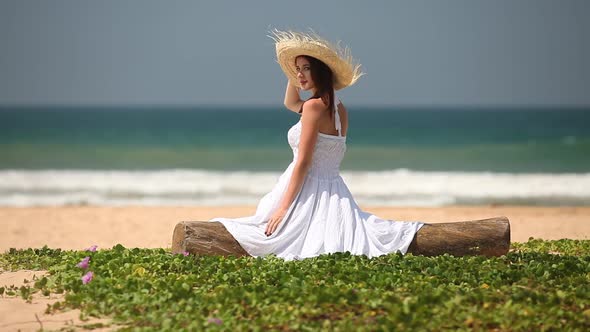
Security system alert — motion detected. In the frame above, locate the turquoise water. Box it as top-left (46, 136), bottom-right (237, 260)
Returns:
top-left (1, 106), bottom-right (589, 172)
top-left (1, 105), bottom-right (589, 206)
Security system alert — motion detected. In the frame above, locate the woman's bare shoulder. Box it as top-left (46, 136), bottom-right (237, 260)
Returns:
top-left (301, 99), bottom-right (326, 114)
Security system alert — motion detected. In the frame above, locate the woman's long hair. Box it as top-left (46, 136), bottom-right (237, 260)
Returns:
top-left (298, 55), bottom-right (335, 117)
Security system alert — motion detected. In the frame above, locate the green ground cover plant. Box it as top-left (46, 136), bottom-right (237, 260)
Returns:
top-left (1, 239), bottom-right (589, 331)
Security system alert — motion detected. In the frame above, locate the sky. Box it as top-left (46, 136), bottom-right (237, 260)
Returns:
top-left (0, 0), bottom-right (588, 107)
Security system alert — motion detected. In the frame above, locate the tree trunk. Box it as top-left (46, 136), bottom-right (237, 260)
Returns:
top-left (171, 217), bottom-right (510, 258)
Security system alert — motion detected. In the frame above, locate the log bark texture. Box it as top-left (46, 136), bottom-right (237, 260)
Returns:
top-left (406, 217), bottom-right (510, 257)
top-left (171, 217), bottom-right (510, 258)
top-left (172, 220), bottom-right (249, 257)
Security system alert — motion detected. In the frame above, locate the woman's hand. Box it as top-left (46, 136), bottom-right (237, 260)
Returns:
top-left (265, 208), bottom-right (287, 236)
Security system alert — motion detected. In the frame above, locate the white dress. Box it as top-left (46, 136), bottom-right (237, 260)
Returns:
top-left (210, 97), bottom-right (424, 260)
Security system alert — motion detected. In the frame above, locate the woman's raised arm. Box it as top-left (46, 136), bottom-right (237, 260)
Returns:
top-left (283, 81), bottom-right (305, 113)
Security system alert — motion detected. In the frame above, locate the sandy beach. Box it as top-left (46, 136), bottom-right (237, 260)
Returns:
top-left (1, 205), bottom-right (589, 252)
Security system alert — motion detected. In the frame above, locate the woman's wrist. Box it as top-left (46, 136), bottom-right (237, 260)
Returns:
top-left (276, 205), bottom-right (289, 214)
top-left (288, 80), bottom-right (300, 91)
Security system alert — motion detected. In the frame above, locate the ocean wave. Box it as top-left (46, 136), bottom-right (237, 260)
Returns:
top-left (0, 169), bottom-right (589, 207)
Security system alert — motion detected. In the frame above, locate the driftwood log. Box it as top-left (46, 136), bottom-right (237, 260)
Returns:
top-left (171, 217), bottom-right (510, 258)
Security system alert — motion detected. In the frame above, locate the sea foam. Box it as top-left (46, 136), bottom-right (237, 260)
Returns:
top-left (0, 169), bottom-right (588, 207)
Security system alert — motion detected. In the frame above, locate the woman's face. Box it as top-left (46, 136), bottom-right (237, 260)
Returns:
top-left (295, 56), bottom-right (315, 91)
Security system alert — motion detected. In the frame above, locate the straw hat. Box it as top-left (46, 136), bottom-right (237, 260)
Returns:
top-left (270, 29), bottom-right (364, 90)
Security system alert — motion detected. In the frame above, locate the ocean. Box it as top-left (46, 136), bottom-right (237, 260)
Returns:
top-left (1, 105), bottom-right (589, 206)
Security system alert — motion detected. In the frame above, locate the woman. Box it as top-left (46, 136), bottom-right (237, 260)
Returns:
top-left (210, 30), bottom-right (423, 260)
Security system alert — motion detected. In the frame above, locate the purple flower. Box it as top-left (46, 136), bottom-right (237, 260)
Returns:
top-left (207, 317), bottom-right (222, 325)
top-left (85, 245), bottom-right (98, 252)
top-left (77, 256), bottom-right (91, 269)
top-left (81, 271), bottom-right (94, 284)
top-left (182, 251), bottom-right (189, 257)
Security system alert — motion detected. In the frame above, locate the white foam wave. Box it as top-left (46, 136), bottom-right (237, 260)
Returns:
top-left (0, 169), bottom-right (589, 207)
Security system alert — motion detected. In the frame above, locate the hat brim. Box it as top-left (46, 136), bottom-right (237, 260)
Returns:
top-left (271, 30), bottom-right (363, 91)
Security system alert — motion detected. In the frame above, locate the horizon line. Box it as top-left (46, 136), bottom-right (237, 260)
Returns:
top-left (1, 103), bottom-right (590, 111)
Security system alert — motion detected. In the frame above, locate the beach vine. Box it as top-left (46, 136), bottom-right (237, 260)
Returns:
top-left (0, 239), bottom-right (589, 331)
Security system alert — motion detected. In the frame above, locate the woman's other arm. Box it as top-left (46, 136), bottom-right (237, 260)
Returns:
top-left (265, 99), bottom-right (323, 236)
top-left (283, 81), bottom-right (305, 113)
top-left (279, 99), bottom-right (322, 207)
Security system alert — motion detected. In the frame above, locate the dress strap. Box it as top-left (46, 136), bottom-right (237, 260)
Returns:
top-left (334, 94), bottom-right (342, 137)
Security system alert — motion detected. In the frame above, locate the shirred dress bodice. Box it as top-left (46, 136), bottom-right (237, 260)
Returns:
top-left (287, 120), bottom-right (346, 180)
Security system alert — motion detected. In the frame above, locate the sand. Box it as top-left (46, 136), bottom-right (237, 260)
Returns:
top-left (1, 205), bottom-right (589, 331)
top-left (1, 205), bottom-right (588, 252)
top-left (0, 270), bottom-right (115, 331)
